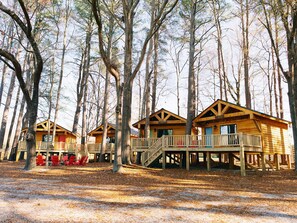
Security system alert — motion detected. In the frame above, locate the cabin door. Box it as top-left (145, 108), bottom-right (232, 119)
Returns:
top-left (205, 127), bottom-right (212, 148)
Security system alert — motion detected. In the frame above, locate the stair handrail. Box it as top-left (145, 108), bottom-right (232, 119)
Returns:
top-left (142, 136), bottom-right (164, 166)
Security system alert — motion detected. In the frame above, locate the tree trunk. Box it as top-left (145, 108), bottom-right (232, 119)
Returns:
top-left (81, 19), bottom-right (93, 145)
top-left (241, 0), bottom-right (251, 108)
top-left (113, 82), bottom-right (123, 172)
top-left (53, 0), bottom-right (70, 142)
top-left (0, 35), bottom-right (23, 159)
top-left (3, 86), bottom-right (21, 159)
top-left (151, 30), bottom-right (159, 113)
top-left (9, 95), bottom-right (25, 161)
top-left (72, 16), bottom-right (93, 134)
top-left (186, 0), bottom-right (197, 135)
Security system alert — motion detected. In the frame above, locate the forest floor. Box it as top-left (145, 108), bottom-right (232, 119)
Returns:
top-left (0, 161), bottom-right (297, 223)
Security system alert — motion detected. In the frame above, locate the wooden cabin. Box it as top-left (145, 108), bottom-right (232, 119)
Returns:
top-left (131, 101), bottom-right (291, 176)
top-left (20, 120), bottom-right (77, 144)
top-left (87, 123), bottom-right (138, 161)
top-left (193, 99), bottom-right (291, 171)
top-left (17, 120), bottom-right (77, 160)
top-left (194, 100), bottom-right (291, 156)
top-left (132, 108), bottom-right (197, 164)
top-left (133, 108), bottom-right (196, 138)
top-left (88, 123), bottom-right (117, 144)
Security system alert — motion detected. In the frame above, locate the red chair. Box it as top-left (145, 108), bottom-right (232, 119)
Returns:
top-left (51, 155), bottom-right (60, 166)
top-left (177, 140), bottom-right (184, 148)
top-left (62, 155), bottom-right (68, 165)
top-left (189, 140), bottom-right (198, 148)
top-left (77, 156), bottom-right (88, 166)
top-left (64, 155), bottom-right (76, 166)
top-left (36, 154), bottom-right (45, 166)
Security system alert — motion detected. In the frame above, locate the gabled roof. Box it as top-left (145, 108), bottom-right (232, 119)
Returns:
top-left (88, 123), bottom-right (116, 136)
top-left (133, 108), bottom-right (187, 129)
top-left (194, 99), bottom-right (290, 125)
top-left (22, 120), bottom-right (77, 136)
top-left (88, 123), bottom-right (138, 136)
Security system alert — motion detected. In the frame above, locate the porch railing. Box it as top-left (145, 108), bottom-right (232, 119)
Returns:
top-left (17, 141), bottom-right (115, 154)
top-left (132, 133), bottom-right (262, 150)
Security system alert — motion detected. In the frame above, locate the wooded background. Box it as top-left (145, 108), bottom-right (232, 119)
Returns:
top-left (0, 0), bottom-right (296, 171)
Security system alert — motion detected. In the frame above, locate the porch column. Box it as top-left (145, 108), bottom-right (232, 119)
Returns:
top-left (186, 150), bottom-right (190, 171)
top-left (207, 151), bottom-right (211, 171)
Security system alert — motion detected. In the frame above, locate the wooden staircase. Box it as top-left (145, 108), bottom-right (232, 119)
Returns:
top-left (142, 137), bottom-right (164, 167)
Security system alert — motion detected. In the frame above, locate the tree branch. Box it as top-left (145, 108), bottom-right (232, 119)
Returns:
top-left (0, 49), bottom-right (31, 103)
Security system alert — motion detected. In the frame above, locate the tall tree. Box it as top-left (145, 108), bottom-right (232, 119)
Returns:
top-left (0, 1), bottom-right (44, 170)
top-left (93, 0), bottom-right (178, 166)
top-left (235, 0), bottom-right (252, 108)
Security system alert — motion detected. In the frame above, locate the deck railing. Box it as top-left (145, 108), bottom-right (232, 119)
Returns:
top-left (131, 138), bottom-right (159, 150)
top-left (18, 141), bottom-right (115, 154)
top-left (132, 133), bottom-right (262, 150)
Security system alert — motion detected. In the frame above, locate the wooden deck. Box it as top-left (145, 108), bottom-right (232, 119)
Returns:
top-left (131, 133), bottom-right (263, 176)
top-left (16, 141), bottom-right (115, 162)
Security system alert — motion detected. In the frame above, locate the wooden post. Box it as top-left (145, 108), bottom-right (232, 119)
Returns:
top-left (162, 150), bottom-right (166, 169)
top-left (275, 154), bottom-right (280, 170)
top-left (207, 151), bottom-right (211, 171)
top-left (229, 152), bottom-right (234, 169)
top-left (261, 152), bottom-right (266, 172)
top-left (239, 133), bottom-right (246, 176)
top-left (287, 154), bottom-right (292, 169)
top-left (179, 152), bottom-right (183, 168)
top-left (16, 151), bottom-right (21, 162)
top-left (186, 150), bottom-right (190, 171)
top-left (203, 152), bottom-right (206, 164)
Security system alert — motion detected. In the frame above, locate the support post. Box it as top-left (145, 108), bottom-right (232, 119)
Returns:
top-left (16, 151), bottom-right (21, 162)
top-left (261, 152), bottom-right (266, 172)
top-left (239, 133), bottom-right (246, 176)
top-left (186, 150), bottom-right (189, 171)
top-left (275, 154), bottom-right (280, 170)
top-left (287, 154), bottom-right (292, 169)
top-left (229, 152), bottom-right (234, 169)
top-left (207, 151), bottom-right (211, 171)
top-left (162, 150), bottom-right (166, 169)
top-left (179, 152), bottom-right (183, 168)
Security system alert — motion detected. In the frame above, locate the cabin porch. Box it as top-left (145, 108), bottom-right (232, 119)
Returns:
top-left (131, 133), bottom-right (280, 176)
top-left (16, 141), bottom-right (115, 162)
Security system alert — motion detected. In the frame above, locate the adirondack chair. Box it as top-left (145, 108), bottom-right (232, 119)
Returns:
top-left (36, 154), bottom-right (45, 166)
top-left (51, 155), bottom-right (60, 166)
top-left (64, 155), bottom-right (76, 166)
top-left (77, 156), bottom-right (88, 166)
top-left (62, 155), bottom-right (68, 165)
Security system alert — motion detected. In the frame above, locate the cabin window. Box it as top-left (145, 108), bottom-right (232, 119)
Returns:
top-left (42, 134), bottom-right (53, 142)
top-left (220, 124), bottom-right (237, 134)
top-left (220, 124), bottom-right (238, 145)
top-left (157, 129), bottom-right (173, 138)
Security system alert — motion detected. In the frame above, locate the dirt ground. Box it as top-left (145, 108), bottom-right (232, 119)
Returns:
top-left (0, 161), bottom-right (297, 223)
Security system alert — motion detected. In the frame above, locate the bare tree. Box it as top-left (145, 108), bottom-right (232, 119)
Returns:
top-left (0, 1), bottom-right (44, 170)
top-left (93, 0), bottom-right (178, 167)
